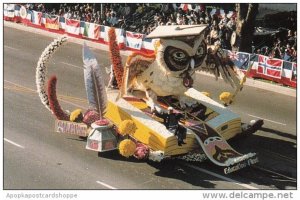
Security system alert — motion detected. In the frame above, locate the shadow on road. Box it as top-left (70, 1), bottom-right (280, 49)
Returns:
top-left (147, 159), bottom-right (217, 189)
top-left (259, 127), bottom-right (297, 140)
top-left (228, 126), bottom-right (296, 189)
top-left (66, 125), bottom-right (296, 189)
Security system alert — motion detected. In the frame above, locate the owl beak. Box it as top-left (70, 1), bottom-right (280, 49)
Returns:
top-left (190, 58), bottom-right (195, 70)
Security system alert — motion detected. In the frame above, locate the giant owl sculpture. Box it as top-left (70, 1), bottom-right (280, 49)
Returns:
top-left (120, 25), bottom-right (245, 111)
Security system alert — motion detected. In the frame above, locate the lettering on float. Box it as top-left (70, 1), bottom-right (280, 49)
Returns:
top-left (55, 120), bottom-right (88, 136)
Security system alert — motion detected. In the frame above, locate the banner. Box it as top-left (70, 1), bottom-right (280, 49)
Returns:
top-left (83, 22), bottom-right (100, 39)
top-left (31, 10), bottom-right (42, 25)
top-left (45, 14), bottom-right (60, 30)
top-left (4, 4), bottom-right (15, 19)
top-left (281, 61), bottom-right (293, 79)
top-left (100, 25), bottom-right (109, 42)
top-left (291, 63), bottom-right (297, 83)
top-left (65, 18), bottom-right (80, 35)
top-left (126, 31), bottom-right (144, 50)
top-left (257, 55), bottom-right (283, 78)
top-left (227, 50), bottom-right (250, 71)
top-left (5, 7), bottom-right (296, 88)
top-left (115, 28), bottom-right (125, 45)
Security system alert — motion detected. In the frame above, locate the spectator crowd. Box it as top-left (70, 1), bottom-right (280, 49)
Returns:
top-left (23, 3), bottom-right (296, 62)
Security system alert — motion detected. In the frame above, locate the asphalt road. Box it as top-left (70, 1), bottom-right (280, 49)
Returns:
top-left (3, 25), bottom-right (297, 190)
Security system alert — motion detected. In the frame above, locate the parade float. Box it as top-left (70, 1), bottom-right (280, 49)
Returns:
top-left (36, 25), bottom-right (263, 174)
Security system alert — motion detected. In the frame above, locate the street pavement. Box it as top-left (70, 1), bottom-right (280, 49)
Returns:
top-left (3, 26), bottom-right (296, 190)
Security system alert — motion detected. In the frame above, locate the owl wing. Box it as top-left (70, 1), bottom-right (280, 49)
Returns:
top-left (120, 52), bottom-right (156, 97)
top-left (199, 45), bottom-right (246, 89)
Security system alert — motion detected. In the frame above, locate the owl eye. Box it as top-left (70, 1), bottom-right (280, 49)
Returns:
top-left (164, 46), bottom-right (189, 71)
top-left (173, 51), bottom-right (187, 61)
top-left (196, 46), bottom-right (204, 56)
top-left (194, 41), bottom-right (207, 68)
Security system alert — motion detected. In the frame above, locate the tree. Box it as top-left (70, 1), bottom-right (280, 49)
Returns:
top-left (233, 3), bottom-right (259, 53)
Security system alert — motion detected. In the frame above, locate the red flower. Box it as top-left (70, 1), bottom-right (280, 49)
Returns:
top-left (134, 143), bottom-right (150, 159)
top-left (47, 75), bottom-right (69, 120)
top-left (108, 27), bottom-right (124, 88)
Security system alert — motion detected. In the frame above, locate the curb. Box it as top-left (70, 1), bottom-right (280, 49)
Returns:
top-left (4, 21), bottom-right (296, 97)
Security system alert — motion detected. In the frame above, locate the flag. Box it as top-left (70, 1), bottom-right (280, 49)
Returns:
top-left (227, 50), bottom-right (250, 70)
top-left (115, 28), bottom-right (125, 45)
top-left (65, 18), bottom-right (80, 35)
top-left (14, 4), bottom-right (20, 16)
top-left (142, 38), bottom-right (155, 51)
top-left (126, 31), bottom-right (144, 50)
top-left (26, 10), bottom-right (32, 21)
top-left (5, 4), bottom-right (15, 18)
top-left (31, 10), bottom-right (42, 25)
top-left (45, 14), bottom-right (60, 30)
top-left (59, 16), bottom-right (65, 29)
top-left (249, 53), bottom-right (259, 71)
top-left (258, 55), bottom-right (283, 78)
top-left (13, 4), bottom-right (22, 22)
top-left (291, 63), bottom-right (297, 82)
top-left (282, 61), bottom-right (293, 79)
top-left (83, 22), bottom-right (100, 39)
top-left (100, 25), bottom-right (109, 42)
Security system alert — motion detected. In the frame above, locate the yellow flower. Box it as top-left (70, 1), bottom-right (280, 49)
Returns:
top-left (119, 139), bottom-right (136, 158)
top-left (118, 120), bottom-right (137, 136)
top-left (70, 109), bottom-right (83, 122)
top-left (201, 91), bottom-right (211, 98)
top-left (219, 92), bottom-right (233, 105)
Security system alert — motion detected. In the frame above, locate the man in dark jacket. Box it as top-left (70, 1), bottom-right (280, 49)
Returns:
top-left (154, 107), bottom-right (186, 146)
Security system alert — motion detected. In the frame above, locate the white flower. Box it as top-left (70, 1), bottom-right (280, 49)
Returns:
top-left (36, 36), bottom-right (68, 112)
top-left (148, 150), bottom-right (164, 162)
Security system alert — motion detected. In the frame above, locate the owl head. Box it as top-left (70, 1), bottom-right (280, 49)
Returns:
top-left (147, 25), bottom-right (208, 87)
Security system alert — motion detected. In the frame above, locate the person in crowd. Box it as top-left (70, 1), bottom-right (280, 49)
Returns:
top-left (109, 12), bottom-right (118, 26)
top-left (31, 3), bottom-right (296, 59)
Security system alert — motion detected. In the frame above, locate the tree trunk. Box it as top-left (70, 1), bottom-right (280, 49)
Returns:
top-left (234, 3), bottom-right (258, 53)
